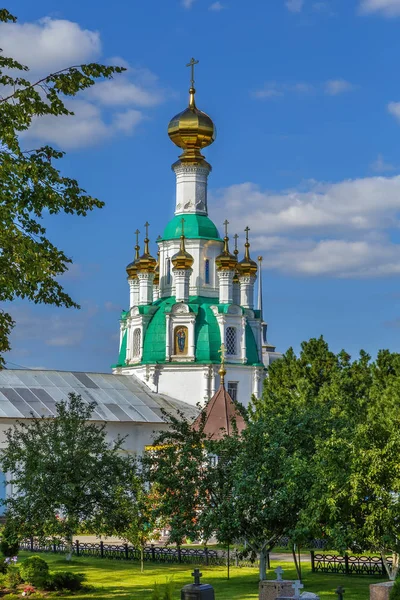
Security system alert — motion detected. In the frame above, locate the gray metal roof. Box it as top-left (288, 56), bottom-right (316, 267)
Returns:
top-left (0, 370), bottom-right (198, 423)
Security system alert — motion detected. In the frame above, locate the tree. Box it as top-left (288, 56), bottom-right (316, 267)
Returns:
top-left (306, 349), bottom-right (400, 580)
top-left (0, 393), bottom-right (130, 560)
top-left (0, 9), bottom-right (125, 366)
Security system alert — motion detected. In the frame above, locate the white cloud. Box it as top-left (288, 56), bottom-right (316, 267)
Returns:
top-left (370, 154), bottom-right (396, 172)
top-left (210, 175), bottom-right (400, 278)
top-left (253, 81), bottom-right (314, 99)
top-left (324, 79), bottom-right (355, 95)
top-left (388, 101), bottom-right (400, 122)
top-left (2, 16), bottom-right (166, 150)
top-left (209, 1), bottom-right (224, 9)
top-left (182, 0), bottom-right (196, 7)
top-left (359, 0), bottom-right (400, 16)
top-left (286, 0), bottom-right (304, 12)
top-left (0, 17), bottom-right (100, 73)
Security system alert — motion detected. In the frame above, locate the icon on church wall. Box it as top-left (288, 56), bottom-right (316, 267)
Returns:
top-left (175, 326), bottom-right (188, 354)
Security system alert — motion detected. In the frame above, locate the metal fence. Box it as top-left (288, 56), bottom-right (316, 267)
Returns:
top-left (311, 551), bottom-right (389, 577)
top-left (20, 538), bottom-right (259, 568)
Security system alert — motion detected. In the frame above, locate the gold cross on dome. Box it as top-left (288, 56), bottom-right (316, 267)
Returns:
top-left (223, 219), bottom-right (229, 237)
top-left (135, 229), bottom-right (140, 244)
top-left (234, 233), bottom-right (239, 251)
top-left (144, 222), bottom-right (150, 238)
top-left (186, 57), bottom-right (199, 87)
top-left (180, 217), bottom-right (186, 237)
top-left (244, 226), bottom-right (250, 242)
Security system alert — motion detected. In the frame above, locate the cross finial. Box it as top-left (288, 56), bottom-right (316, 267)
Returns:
top-left (223, 219), bottom-right (229, 237)
top-left (218, 343), bottom-right (227, 386)
top-left (192, 568), bottom-right (202, 585)
top-left (274, 566), bottom-right (284, 581)
top-left (244, 226), bottom-right (250, 242)
top-left (180, 217), bottom-right (186, 237)
top-left (234, 233), bottom-right (239, 254)
top-left (186, 57), bottom-right (199, 88)
top-left (135, 229), bottom-right (140, 243)
top-left (292, 580), bottom-right (304, 599)
top-left (144, 222), bottom-right (150, 239)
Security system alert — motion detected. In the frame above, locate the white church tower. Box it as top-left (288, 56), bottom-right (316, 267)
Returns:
top-left (113, 59), bottom-right (280, 407)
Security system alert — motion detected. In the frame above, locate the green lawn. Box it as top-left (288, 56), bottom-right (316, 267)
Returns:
top-left (18, 551), bottom-right (383, 600)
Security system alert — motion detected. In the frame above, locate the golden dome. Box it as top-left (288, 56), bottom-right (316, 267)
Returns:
top-left (153, 246), bottom-right (160, 286)
top-left (168, 59), bottom-right (216, 164)
top-left (135, 223), bottom-right (157, 274)
top-left (171, 234), bottom-right (194, 270)
top-left (216, 221), bottom-right (237, 271)
top-left (238, 227), bottom-right (258, 277)
top-left (126, 229), bottom-right (141, 279)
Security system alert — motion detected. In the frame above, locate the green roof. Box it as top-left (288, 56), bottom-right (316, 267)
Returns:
top-left (114, 296), bottom-right (263, 368)
top-left (162, 214), bottom-right (222, 241)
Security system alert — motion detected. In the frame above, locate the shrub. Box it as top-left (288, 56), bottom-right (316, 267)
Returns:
top-left (390, 580), bottom-right (400, 600)
top-left (0, 558), bottom-right (8, 574)
top-left (0, 573), bottom-right (6, 588)
top-left (20, 556), bottom-right (49, 586)
top-left (0, 522), bottom-right (20, 558)
top-left (3, 594), bottom-right (20, 600)
top-left (47, 571), bottom-right (86, 591)
top-left (5, 563), bottom-right (22, 589)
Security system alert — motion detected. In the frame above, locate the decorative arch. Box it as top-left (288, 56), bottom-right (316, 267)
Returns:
top-left (132, 328), bottom-right (141, 358)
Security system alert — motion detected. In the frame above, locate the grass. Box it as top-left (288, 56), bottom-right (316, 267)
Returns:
top-left (17, 551), bottom-right (384, 600)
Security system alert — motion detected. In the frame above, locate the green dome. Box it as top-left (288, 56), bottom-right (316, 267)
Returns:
top-left (113, 296), bottom-right (262, 368)
top-left (162, 214), bottom-right (222, 241)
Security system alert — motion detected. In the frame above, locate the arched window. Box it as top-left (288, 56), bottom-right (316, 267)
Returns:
top-left (174, 326), bottom-right (188, 355)
top-left (132, 328), bottom-right (141, 358)
top-left (225, 326), bottom-right (236, 355)
top-left (205, 259), bottom-right (210, 284)
top-left (166, 258), bottom-right (171, 284)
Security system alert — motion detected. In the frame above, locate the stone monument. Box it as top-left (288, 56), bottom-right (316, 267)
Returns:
top-left (370, 582), bottom-right (394, 600)
top-left (181, 569), bottom-right (215, 600)
top-left (259, 567), bottom-right (295, 600)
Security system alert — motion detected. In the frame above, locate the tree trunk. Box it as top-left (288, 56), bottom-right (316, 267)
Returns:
top-left (291, 543), bottom-right (302, 581)
top-left (65, 533), bottom-right (73, 562)
top-left (227, 544), bottom-right (230, 580)
top-left (140, 545), bottom-right (144, 573)
top-left (259, 548), bottom-right (268, 581)
top-left (381, 551), bottom-right (399, 581)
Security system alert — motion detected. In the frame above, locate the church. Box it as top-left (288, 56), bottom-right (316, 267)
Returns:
top-left (112, 61), bottom-right (281, 407)
top-left (0, 64), bottom-right (281, 506)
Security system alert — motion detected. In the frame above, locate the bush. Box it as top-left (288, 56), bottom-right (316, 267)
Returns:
top-left (0, 573), bottom-right (6, 588)
top-left (20, 556), bottom-right (49, 586)
top-left (5, 564), bottom-right (22, 589)
top-left (0, 522), bottom-right (20, 558)
top-left (3, 594), bottom-right (20, 600)
top-left (390, 580), bottom-right (400, 600)
top-left (47, 571), bottom-right (86, 591)
top-left (0, 558), bottom-right (8, 574)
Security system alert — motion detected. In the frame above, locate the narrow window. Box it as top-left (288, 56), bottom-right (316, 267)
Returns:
top-left (205, 259), bottom-right (210, 284)
top-left (166, 258), bottom-right (171, 284)
top-left (225, 326), bottom-right (236, 355)
top-left (132, 328), bottom-right (141, 358)
top-left (227, 382), bottom-right (238, 402)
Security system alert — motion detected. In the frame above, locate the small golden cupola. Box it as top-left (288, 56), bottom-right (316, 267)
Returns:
top-left (153, 239), bottom-right (161, 287)
top-left (168, 58), bottom-right (216, 165)
top-left (171, 219), bottom-right (194, 270)
top-left (216, 220), bottom-right (238, 272)
top-left (239, 226), bottom-right (258, 277)
top-left (135, 222), bottom-right (157, 274)
top-left (126, 229), bottom-right (141, 279)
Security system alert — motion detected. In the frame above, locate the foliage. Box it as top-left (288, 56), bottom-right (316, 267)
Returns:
top-left (0, 573), bottom-right (6, 587)
top-left (0, 393), bottom-right (131, 559)
top-left (0, 9), bottom-right (125, 366)
top-left (47, 571), bottom-right (86, 591)
top-left (20, 556), bottom-right (48, 586)
top-left (389, 580), bottom-right (400, 600)
top-left (3, 594), bottom-right (20, 600)
top-left (0, 521), bottom-right (20, 556)
top-left (5, 563), bottom-right (22, 589)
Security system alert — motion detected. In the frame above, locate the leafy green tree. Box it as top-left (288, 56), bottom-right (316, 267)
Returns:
top-left (307, 349), bottom-right (400, 580)
top-left (0, 393), bottom-right (130, 560)
top-left (0, 9), bottom-right (125, 366)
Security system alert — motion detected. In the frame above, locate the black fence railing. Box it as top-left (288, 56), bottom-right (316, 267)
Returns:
top-left (20, 539), bottom-right (259, 568)
top-left (311, 551), bottom-right (389, 577)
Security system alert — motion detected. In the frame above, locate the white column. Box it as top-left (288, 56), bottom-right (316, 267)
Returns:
top-left (239, 275), bottom-right (256, 309)
top-left (138, 272), bottom-right (154, 306)
top-left (173, 268), bottom-right (192, 303)
top-left (232, 280), bottom-right (240, 305)
top-left (189, 322), bottom-right (195, 357)
top-left (153, 285), bottom-right (160, 302)
top-left (241, 315), bottom-right (247, 363)
top-left (173, 163), bottom-right (210, 215)
top-left (128, 278), bottom-right (139, 308)
top-left (165, 314), bottom-right (171, 360)
top-left (218, 270), bottom-right (235, 304)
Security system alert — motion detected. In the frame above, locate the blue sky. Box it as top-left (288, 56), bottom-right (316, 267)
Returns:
top-left (5, 0), bottom-right (400, 371)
